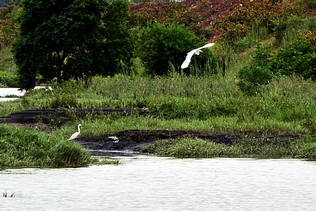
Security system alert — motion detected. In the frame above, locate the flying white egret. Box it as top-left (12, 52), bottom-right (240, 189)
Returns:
top-left (181, 43), bottom-right (215, 69)
top-left (69, 124), bottom-right (82, 140)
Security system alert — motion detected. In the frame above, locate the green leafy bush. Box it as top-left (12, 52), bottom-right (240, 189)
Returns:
top-left (100, 0), bottom-right (135, 75)
top-left (135, 22), bottom-right (218, 76)
top-left (238, 40), bottom-right (316, 93)
top-left (51, 94), bottom-right (78, 108)
top-left (238, 66), bottom-right (274, 94)
top-left (49, 79), bottom-right (80, 108)
top-left (238, 46), bottom-right (273, 94)
top-left (0, 72), bottom-right (18, 87)
top-left (269, 41), bottom-right (316, 78)
top-left (11, 0), bottom-right (107, 90)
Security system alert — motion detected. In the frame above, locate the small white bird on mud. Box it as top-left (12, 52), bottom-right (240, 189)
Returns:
top-left (69, 124), bottom-right (82, 140)
top-left (108, 136), bottom-right (119, 143)
top-left (181, 43), bottom-right (215, 69)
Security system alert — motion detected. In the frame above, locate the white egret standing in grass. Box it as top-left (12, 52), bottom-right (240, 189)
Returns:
top-left (181, 43), bottom-right (215, 69)
top-left (69, 124), bottom-right (82, 140)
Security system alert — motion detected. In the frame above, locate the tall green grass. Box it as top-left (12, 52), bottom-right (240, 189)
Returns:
top-left (0, 125), bottom-right (90, 169)
top-left (53, 113), bottom-right (306, 140)
top-left (1, 72), bottom-right (316, 136)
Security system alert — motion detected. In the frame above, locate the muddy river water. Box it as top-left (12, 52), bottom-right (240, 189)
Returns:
top-left (1, 156), bottom-right (316, 210)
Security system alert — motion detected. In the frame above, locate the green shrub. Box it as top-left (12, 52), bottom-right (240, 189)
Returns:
top-left (0, 72), bottom-right (18, 87)
top-left (100, 0), bottom-right (134, 75)
top-left (11, 0), bottom-right (107, 90)
top-left (269, 41), bottom-right (316, 79)
top-left (238, 66), bottom-right (274, 94)
top-left (135, 22), bottom-right (218, 76)
top-left (237, 46), bottom-right (274, 94)
top-left (238, 40), bottom-right (316, 93)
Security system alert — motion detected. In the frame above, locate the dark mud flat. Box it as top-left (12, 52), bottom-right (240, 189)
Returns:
top-left (75, 130), bottom-right (302, 156)
top-left (0, 109), bottom-right (303, 156)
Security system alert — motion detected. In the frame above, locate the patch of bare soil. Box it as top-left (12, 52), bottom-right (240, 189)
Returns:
top-left (0, 109), bottom-right (302, 156)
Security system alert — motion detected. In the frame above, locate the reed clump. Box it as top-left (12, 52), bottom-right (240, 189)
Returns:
top-left (2, 191), bottom-right (22, 198)
top-left (0, 125), bottom-right (91, 169)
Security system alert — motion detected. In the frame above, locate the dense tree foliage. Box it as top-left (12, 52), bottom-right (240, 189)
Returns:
top-left (12, 0), bottom-right (107, 90)
top-left (100, 0), bottom-right (134, 75)
top-left (11, 0), bottom-right (137, 89)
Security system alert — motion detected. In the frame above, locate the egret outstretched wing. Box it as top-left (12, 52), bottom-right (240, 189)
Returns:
top-left (181, 43), bottom-right (215, 69)
top-left (181, 50), bottom-right (196, 69)
top-left (196, 43), bottom-right (215, 51)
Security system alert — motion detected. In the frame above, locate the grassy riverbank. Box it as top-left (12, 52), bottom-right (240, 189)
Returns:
top-left (3, 73), bottom-right (316, 136)
top-left (143, 137), bottom-right (316, 160)
top-left (1, 72), bottom-right (316, 162)
top-left (0, 125), bottom-right (118, 170)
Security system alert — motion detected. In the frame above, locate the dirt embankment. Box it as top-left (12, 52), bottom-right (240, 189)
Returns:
top-left (0, 109), bottom-right (302, 156)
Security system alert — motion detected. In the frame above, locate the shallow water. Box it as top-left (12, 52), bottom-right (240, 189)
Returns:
top-left (0, 88), bottom-right (25, 97)
top-left (0, 86), bottom-right (51, 98)
top-left (1, 156), bottom-right (316, 210)
top-left (0, 98), bottom-right (18, 102)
